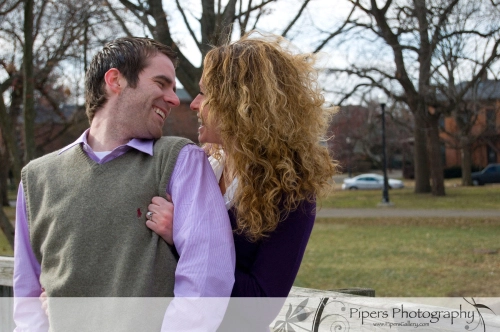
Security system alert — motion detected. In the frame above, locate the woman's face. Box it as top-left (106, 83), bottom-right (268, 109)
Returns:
top-left (190, 80), bottom-right (222, 145)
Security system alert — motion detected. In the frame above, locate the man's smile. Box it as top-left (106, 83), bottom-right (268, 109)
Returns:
top-left (153, 106), bottom-right (167, 120)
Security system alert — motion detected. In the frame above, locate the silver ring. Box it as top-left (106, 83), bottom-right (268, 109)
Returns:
top-left (146, 211), bottom-right (154, 220)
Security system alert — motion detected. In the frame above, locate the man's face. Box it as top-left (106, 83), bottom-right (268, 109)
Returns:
top-left (115, 54), bottom-right (179, 140)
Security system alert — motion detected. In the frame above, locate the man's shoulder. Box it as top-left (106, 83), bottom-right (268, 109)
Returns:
top-left (21, 147), bottom-right (79, 185)
top-left (23, 148), bottom-right (71, 171)
top-left (153, 136), bottom-right (195, 155)
top-left (154, 136), bottom-right (194, 146)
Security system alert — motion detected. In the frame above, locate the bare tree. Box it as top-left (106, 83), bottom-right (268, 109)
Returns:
top-left (105, 0), bottom-right (312, 97)
top-left (318, 0), bottom-right (500, 196)
top-left (0, 0), bottom-right (114, 184)
top-left (441, 80), bottom-right (500, 185)
top-left (0, 0), bottom-right (128, 247)
top-left (432, 14), bottom-right (500, 185)
top-left (23, 0), bottom-right (35, 162)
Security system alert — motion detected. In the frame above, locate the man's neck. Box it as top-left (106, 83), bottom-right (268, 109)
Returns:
top-left (88, 120), bottom-right (130, 152)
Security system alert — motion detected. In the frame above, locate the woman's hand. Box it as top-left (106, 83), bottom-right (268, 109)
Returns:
top-left (146, 195), bottom-right (174, 245)
top-left (39, 288), bottom-right (48, 316)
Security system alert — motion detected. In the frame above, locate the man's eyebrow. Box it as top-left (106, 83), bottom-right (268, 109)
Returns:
top-left (153, 75), bottom-right (176, 91)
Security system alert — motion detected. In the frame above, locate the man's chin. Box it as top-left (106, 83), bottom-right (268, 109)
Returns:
top-left (135, 130), bottom-right (162, 140)
top-left (149, 127), bottom-right (164, 140)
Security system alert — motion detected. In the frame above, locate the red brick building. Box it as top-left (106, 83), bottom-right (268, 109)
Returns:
top-left (162, 89), bottom-right (198, 143)
top-left (34, 88), bottom-right (198, 157)
top-left (441, 80), bottom-right (500, 168)
top-left (326, 104), bottom-right (414, 174)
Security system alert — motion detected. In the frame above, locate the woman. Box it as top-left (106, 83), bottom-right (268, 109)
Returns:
top-left (148, 31), bottom-right (338, 300)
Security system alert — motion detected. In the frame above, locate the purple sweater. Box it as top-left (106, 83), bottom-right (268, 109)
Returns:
top-left (229, 199), bottom-right (316, 297)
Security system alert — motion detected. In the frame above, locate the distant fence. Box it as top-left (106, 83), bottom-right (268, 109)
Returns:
top-left (2, 256), bottom-right (500, 331)
top-left (0, 256), bottom-right (13, 296)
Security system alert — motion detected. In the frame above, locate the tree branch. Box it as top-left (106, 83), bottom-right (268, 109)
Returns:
top-left (0, 76), bottom-right (13, 93)
top-left (33, 0), bottom-right (48, 41)
top-left (250, 7), bottom-right (263, 31)
top-left (118, 0), bottom-right (154, 34)
top-left (281, 0), bottom-right (310, 38)
top-left (369, 0), bottom-right (418, 105)
top-left (105, 0), bottom-right (134, 37)
top-left (430, 0), bottom-right (459, 51)
top-left (175, 0), bottom-right (201, 49)
top-left (314, 3), bottom-right (356, 52)
top-left (0, 0), bottom-right (21, 15)
top-left (238, 0), bottom-right (252, 36)
top-left (234, 0), bottom-right (276, 19)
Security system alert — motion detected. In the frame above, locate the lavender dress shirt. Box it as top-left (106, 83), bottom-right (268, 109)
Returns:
top-left (13, 130), bottom-right (236, 331)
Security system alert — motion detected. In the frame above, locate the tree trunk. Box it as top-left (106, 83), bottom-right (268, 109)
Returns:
top-left (413, 111), bottom-right (431, 193)
top-left (0, 148), bottom-right (9, 206)
top-left (461, 139), bottom-right (473, 186)
top-left (23, 0), bottom-right (36, 163)
top-left (427, 115), bottom-right (446, 196)
top-left (0, 146), bottom-right (14, 249)
top-left (0, 92), bottom-right (22, 188)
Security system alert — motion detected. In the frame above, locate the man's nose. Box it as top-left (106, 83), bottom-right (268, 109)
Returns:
top-left (166, 91), bottom-right (180, 107)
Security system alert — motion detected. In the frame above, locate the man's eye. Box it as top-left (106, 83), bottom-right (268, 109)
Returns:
top-left (199, 91), bottom-right (204, 96)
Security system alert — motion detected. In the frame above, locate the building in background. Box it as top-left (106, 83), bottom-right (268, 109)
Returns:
top-left (441, 80), bottom-right (500, 168)
top-left (32, 88), bottom-right (199, 158)
top-left (162, 89), bottom-right (198, 143)
top-left (327, 104), bottom-right (413, 175)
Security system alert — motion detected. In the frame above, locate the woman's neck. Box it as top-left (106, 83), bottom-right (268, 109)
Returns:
top-left (218, 171), bottom-right (227, 195)
top-left (219, 159), bottom-right (235, 195)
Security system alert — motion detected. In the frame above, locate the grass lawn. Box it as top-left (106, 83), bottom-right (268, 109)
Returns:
top-left (0, 233), bottom-right (13, 256)
top-left (8, 190), bottom-right (16, 201)
top-left (321, 183), bottom-right (500, 209)
top-left (0, 206), bottom-right (14, 256)
top-left (295, 217), bottom-right (500, 296)
top-left (2, 183), bottom-right (500, 297)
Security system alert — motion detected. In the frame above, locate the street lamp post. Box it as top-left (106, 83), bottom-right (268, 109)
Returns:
top-left (379, 96), bottom-right (390, 205)
top-left (345, 137), bottom-right (352, 178)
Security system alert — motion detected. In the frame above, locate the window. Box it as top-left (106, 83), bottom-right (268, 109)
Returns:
top-left (485, 165), bottom-right (495, 173)
top-left (486, 109), bottom-right (496, 132)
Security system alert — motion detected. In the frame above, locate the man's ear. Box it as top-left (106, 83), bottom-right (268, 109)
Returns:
top-left (104, 68), bottom-right (127, 95)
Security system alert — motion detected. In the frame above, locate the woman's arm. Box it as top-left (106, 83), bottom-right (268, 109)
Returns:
top-left (231, 199), bottom-right (316, 297)
top-left (149, 195), bottom-right (316, 298)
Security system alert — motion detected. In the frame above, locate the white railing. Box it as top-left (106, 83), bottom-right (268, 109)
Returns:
top-left (1, 256), bottom-right (499, 331)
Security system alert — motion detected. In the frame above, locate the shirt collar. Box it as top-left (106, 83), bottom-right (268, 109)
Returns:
top-left (58, 129), bottom-right (154, 156)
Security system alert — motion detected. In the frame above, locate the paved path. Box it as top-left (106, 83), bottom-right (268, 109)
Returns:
top-left (10, 201), bottom-right (500, 218)
top-left (316, 208), bottom-right (500, 218)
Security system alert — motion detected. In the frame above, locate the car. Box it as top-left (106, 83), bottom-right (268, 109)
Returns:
top-left (341, 173), bottom-right (404, 190)
top-left (471, 164), bottom-right (500, 186)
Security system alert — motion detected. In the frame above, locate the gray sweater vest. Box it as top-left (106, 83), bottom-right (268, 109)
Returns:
top-left (22, 136), bottom-right (192, 297)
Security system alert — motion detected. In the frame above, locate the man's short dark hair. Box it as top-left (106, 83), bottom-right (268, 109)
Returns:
top-left (85, 37), bottom-right (178, 123)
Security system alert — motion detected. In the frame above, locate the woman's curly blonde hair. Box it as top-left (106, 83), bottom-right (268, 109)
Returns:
top-left (202, 31), bottom-right (338, 241)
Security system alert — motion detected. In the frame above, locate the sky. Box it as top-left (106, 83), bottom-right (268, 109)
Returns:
top-left (5, 0), bottom-right (498, 108)
top-left (172, 0), bottom-right (354, 66)
top-left (0, 0), bottom-right (365, 106)
top-left (155, 0), bottom-right (358, 103)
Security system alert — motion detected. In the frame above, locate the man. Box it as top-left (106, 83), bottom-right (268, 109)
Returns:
top-left (13, 37), bottom-right (235, 331)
